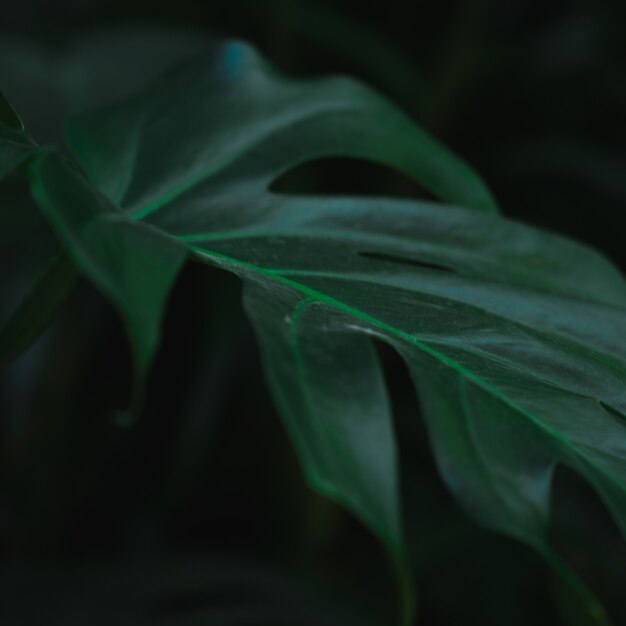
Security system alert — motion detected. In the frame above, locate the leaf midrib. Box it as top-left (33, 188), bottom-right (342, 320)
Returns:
top-left (189, 243), bottom-right (626, 491)
top-left (183, 233), bottom-right (626, 393)
top-left (176, 227), bottom-right (626, 312)
top-left (287, 269), bottom-right (626, 389)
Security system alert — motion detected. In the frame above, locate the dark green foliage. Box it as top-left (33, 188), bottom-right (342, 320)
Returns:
top-left (1, 24), bottom-right (626, 626)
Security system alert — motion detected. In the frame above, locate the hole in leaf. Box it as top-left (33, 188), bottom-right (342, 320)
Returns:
top-left (357, 251), bottom-right (455, 273)
top-left (270, 157), bottom-right (438, 200)
top-left (599, 400), bottom-right (626, 422)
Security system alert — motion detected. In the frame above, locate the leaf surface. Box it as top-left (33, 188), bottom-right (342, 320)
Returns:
top-left (186, 196), bottom-right (625, 624)
top-left (29, 152), bottom-right (187, 410)
top-left (64, 41), bottom-right (497, 213)
top-left (9, 37), bottom-right (626, 623)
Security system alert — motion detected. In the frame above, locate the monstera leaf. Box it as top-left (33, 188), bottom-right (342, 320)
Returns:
top-left (2, 37), bottom-right (626, 624)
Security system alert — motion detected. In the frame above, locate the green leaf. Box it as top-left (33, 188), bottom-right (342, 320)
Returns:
top-left (64, 41), bottom-right (497, 213)
top-left (0, 31), bottom-right (205, 370)
top-left (190, 201), bottom-right (623, 624)
top-left (15, 37), bottom-right (625, 623)
top-left (29, 151), bottom-right (187, 412)
top-left (58, 39), bottom-right (496, 610)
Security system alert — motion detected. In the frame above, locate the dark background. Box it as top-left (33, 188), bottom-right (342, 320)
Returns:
top-left (1, 1), bottom-right (626, 624)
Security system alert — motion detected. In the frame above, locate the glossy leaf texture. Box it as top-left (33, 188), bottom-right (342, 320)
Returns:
top-left (64, 41), bottom-right (497, 213)
top-left (7, 38), bottom-right (626, 624)
top-left (55, 38), bottom-right (497, 562)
